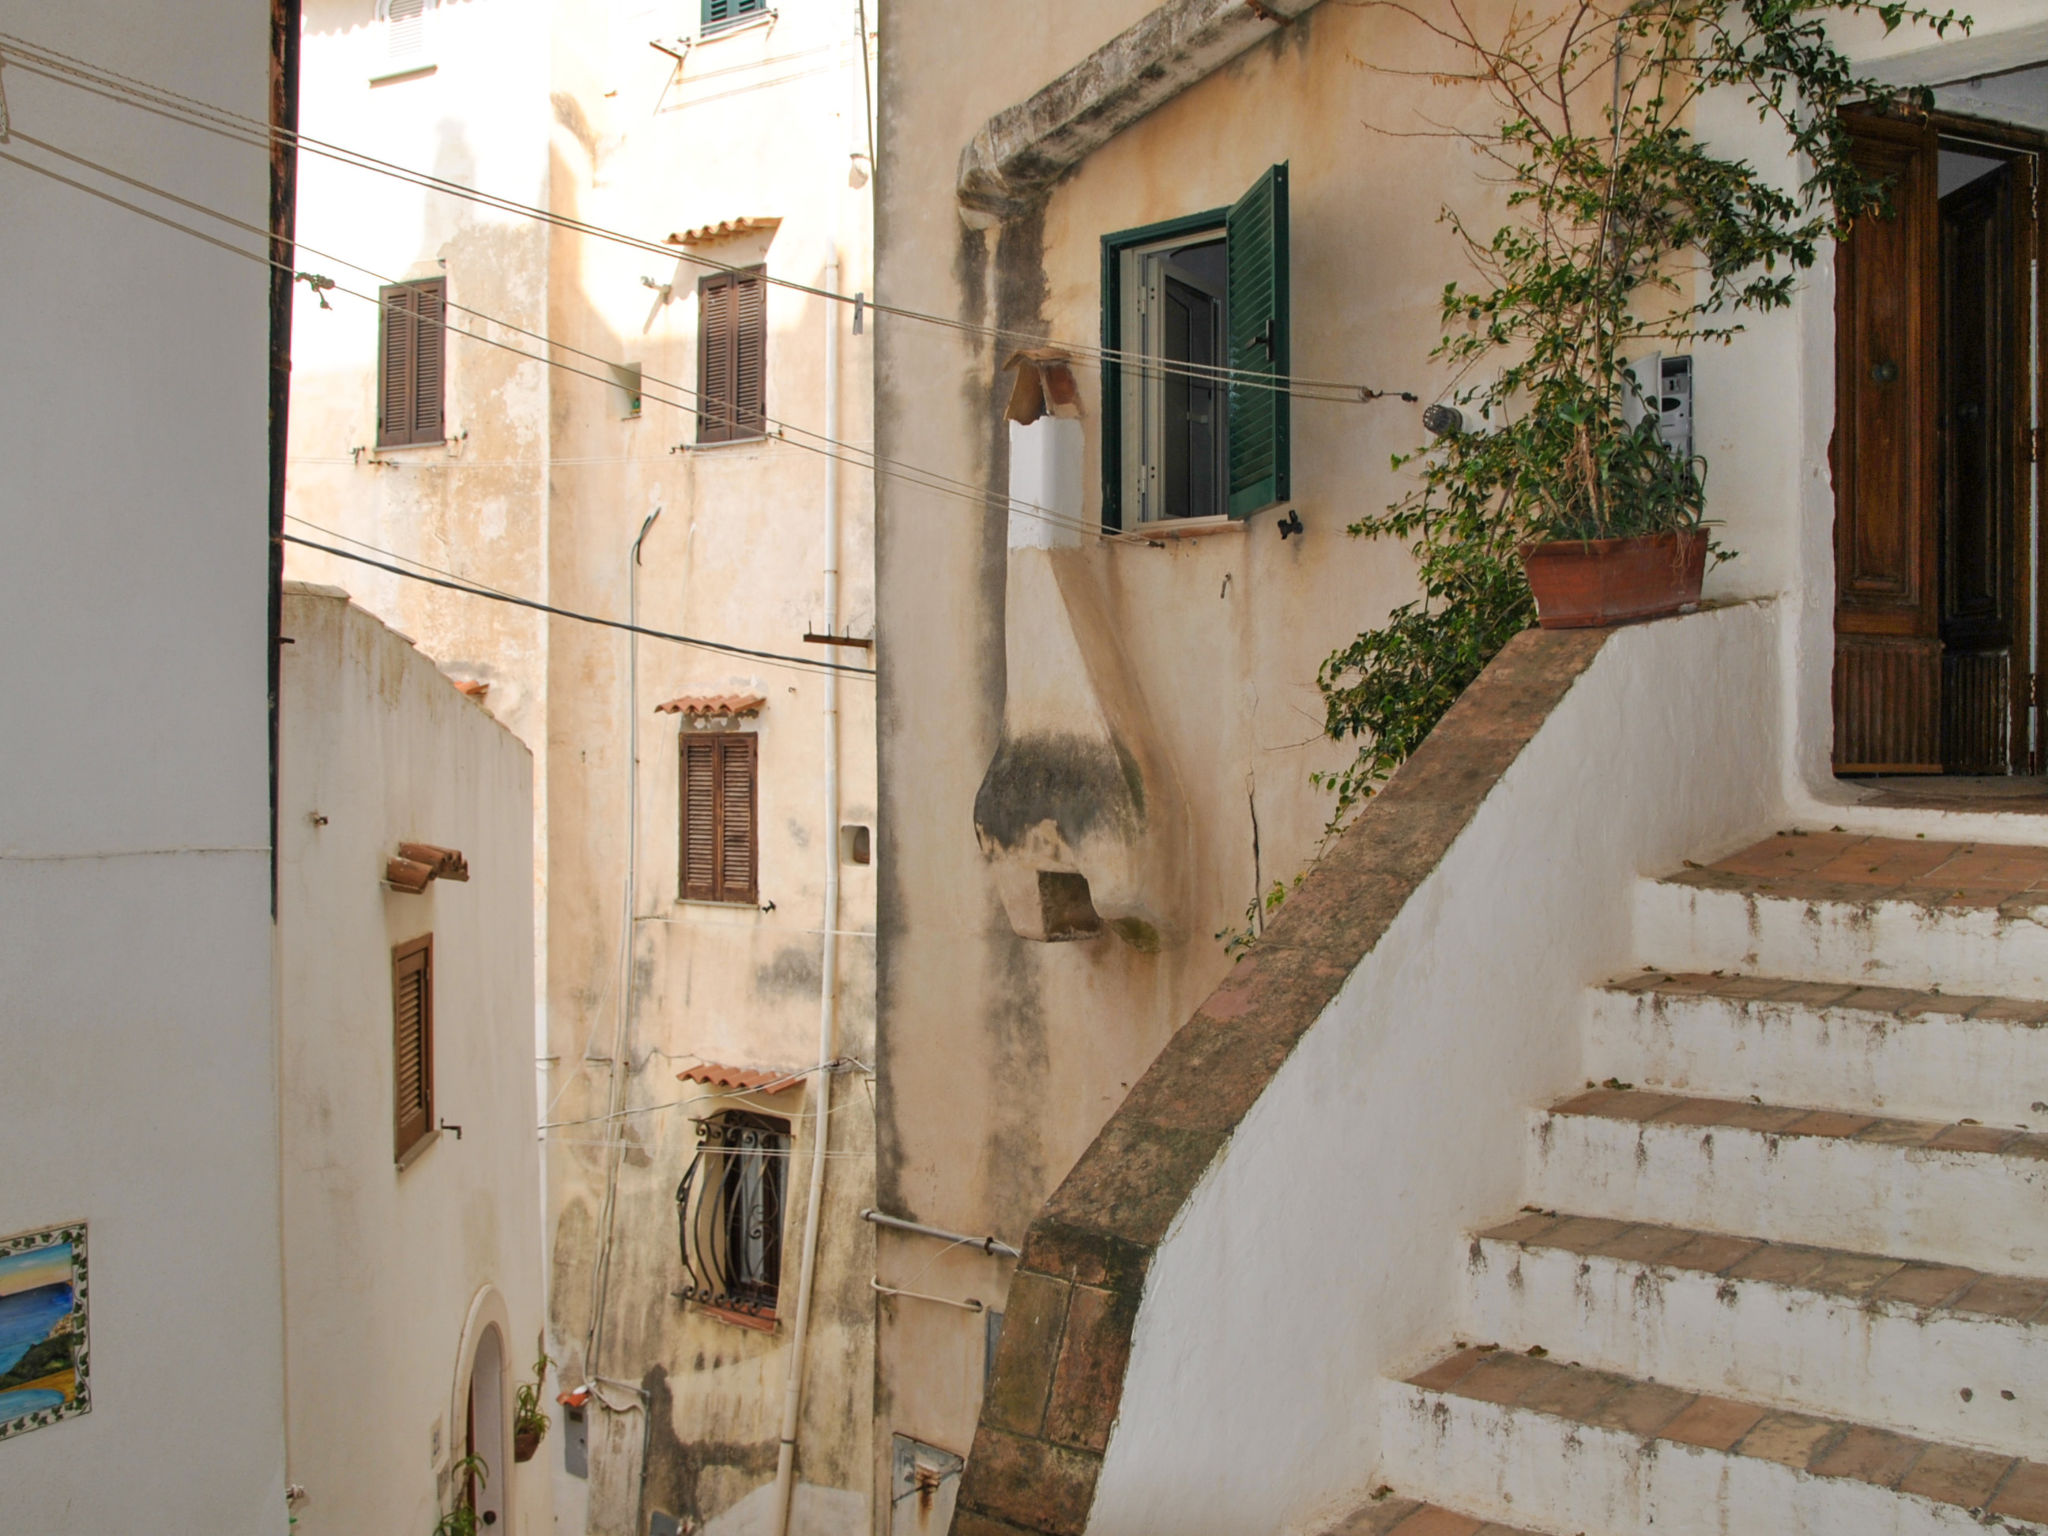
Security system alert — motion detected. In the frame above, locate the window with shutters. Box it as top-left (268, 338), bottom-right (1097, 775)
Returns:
top-left (696, 268), bottom-right (767, 444)
top-left (1100, 163), bottom-right (1290, 526)
top-left (392, 935), bottom-right (435, 1164)
top-left (378, 277), bottom-right (447, 448)
top-left (377, 0), bottom-right (434, 61)
top-left (701, 0), bottom-right (768, 36)
top-left (679, 730), bottom-right (758, 904)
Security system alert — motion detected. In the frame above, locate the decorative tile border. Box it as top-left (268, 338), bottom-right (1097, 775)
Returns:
top-left (0, 1221), bottom-right (91, 1443)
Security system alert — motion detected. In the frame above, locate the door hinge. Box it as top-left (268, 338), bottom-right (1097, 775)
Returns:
top-left (2030, 673), bottom-right (2042, 708)
top-left (2031, 426), bottom-right (2044, 464)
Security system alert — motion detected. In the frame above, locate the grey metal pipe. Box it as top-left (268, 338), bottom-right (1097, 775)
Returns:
top-left (862, 1208), bottom-right (1021, 1260)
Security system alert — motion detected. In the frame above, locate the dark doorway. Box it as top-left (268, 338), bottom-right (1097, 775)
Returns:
top-left (1833, 113), bottom-right (2044, 776)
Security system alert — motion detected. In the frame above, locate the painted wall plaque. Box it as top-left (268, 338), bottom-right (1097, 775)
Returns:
top-left (0, 1223), bottom-right (90, 1441)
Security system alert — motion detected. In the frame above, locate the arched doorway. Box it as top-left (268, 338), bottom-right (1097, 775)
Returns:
top-left (465, 1324), bottom-right (507, 1530)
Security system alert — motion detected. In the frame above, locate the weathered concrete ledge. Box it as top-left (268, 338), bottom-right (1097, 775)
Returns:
top-left (950, 624), bottom-right (1613, 1536)
top-left (956, 0), bottom-right (1324, 217)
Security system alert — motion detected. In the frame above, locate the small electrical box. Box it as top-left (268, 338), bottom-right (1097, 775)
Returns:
top-left (1623, 353), bottom-right (1694, 462)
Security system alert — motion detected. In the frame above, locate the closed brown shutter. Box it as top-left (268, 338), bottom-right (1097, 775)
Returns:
top-left (733, 271), bottom-right (766, 436)
top-left (681, 736), bottom-right (720, 899)
top-left (377, 278), bottom-right (446, 448)
top-left (410, 278), bottom-right (446, 444)
top-left (679, 732), bottom-right (758, 902)
top-left (717, 732), bottom-right (757, 903)
top-left (379, 283), bottom-right (416, 447)
top-left (392, 935), bottom-right (434, 1161)
top-left (697, 267), bottom-right (765, 443)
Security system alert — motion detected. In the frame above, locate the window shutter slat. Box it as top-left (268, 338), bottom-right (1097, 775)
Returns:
top-left (379, 283), bottom-right (416, 447)
top-left (411, 278), bottom-right (446, 444)
top-left (734, 272), bottom-right (766, 436)
top-left (392, 937), bottom-right (434, 1161)
top-left (1225, 163), bottom-right (1290, 519)
top-left (698, 275), bottom-right (735, 443)
top-left (717, 734), bottom-right (757, 903)
top-left (681, 737), bottom-right (720, 899)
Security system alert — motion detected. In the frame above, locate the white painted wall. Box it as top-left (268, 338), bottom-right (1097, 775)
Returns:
top-left (0, 1), bottom-right (287, 1528)
top-left (1086, 602), bottom-right (1788, 1536)
top-left (277, 584), bottom-right (551, 1536)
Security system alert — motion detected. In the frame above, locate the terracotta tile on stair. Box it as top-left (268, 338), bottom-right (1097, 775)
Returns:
top-left (1591, 1223), bottom-right (1695, 1264)
top-left (1387, 1508), bottom-right (1485, 1536)
top-left (1784, 1109), bottom-right (1878, 1139)
top-left (1724, 1242), bottom-right (1831, 1285)
top-left (1898, 1443), bottom-right (2016, 1508)
top-left (1659, 1230), bottom-right (1760, 1274)
top-left (1836, 986), bottom-right (1927, 1014)
top-left (1990, 1461), bottom-right (2048, 1522)
top-left (1805, 1251), bottom-right (1907, 1299)
top-left (1452, 1353), bottom-right (1560, 1407)
top-left (1557, 1088), bottom-right (1686, 1121)
top-left (1808, 1424), bottom-right (1926, 1488)
top-left (1658, 1393), bottom-right (1767, 1451)
top-left (1773, 980), bottom-right (1860, 1005)
top-left (1949, 1274), bottom-right (2048, 1321)
top-left (1516, 1362), bottom-right (1621, 1421)
top-left (1854, 1117), bottom-right (1942, 1147)
top-left (1928, 1122), bottom-right (2022, 1153)
top-left (1584, 1376), bottom-right (1693, 1436)
top-left (1873, 1262), bottom-right (1979, 1307)
top-left (1653, 1097), bottom-right (1806, 1132)
top-left (1407, 1347), bottom-right (1490, 1393)
top-left (1734, 1410), bottom-right (1838, 1468)
top-left (1971, 997), bottom-right (2048, 1023)
top-left (1479, 1211), bottom-right (1563, 1245)
top-left (1325, 1496), bottom-right (1422, 1535)
top-left (1812, 841), bottom-right (1959, 885)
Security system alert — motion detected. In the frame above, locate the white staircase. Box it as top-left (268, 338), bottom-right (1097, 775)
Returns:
top-left (1331, 833), bottom-right (2048, 1536)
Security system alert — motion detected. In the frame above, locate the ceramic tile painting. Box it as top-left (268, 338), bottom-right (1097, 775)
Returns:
top-left (0, 1224), bottom-right (89, 1441)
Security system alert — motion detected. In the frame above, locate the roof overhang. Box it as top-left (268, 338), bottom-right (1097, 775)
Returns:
top-left (957, 0), bottom-right (1324, 218)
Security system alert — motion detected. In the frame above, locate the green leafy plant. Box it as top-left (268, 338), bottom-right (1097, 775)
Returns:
top-left (1311, 0), bottom-right (1964, 832)
top-left (514, 1335), bottom-right (553, 1449)
top-left (432, 1456), bottom-right (489, 1536)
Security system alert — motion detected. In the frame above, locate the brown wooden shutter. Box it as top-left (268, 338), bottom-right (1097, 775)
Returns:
top-left (716, 732), bottom-right (758, 904)
top-left (410, 277), bottom-right (446, 445)
top-left (681, 736), bottom-right (720, 899)
top-left (379, 283), bottom-right (416, 447)
top-left (392, 935), bottom-right (434, 1161)
top-left (733, 271), bottom-right (766, 436)
top-left (698, 274), bottom-right (735, 443)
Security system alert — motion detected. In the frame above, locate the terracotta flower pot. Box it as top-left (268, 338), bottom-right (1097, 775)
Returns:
top-left (514, 1426), bottom-right (543, 1463)
top-left (1517, 527), bottom-right (1707, 630)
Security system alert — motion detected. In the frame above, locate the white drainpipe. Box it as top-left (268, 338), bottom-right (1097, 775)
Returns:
top-left (770, 254), bottom-right (843, 1536)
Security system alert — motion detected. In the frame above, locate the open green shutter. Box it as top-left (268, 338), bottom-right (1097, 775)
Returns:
top-left (1226, 163), bottom-right (1290, 519)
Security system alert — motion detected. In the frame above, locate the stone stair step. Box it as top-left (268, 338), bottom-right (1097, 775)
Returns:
top-left (1633, 833), bottom-right (2048, 996)
top-left (1585, 971), bottom-right (2048, 1129)
top-left (1526, 1090), bottom-right (2048, 1275)
top-left (1321, 1492), bottom-right (1550, 1535)
top-left (1464, 1213), bottom-right (2046, 1458)
top-left (1382, 1349), bottom-right (2048, 1535)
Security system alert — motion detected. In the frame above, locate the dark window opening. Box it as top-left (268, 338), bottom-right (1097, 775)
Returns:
top-left (676, 1111), bottom-right (789, 1320)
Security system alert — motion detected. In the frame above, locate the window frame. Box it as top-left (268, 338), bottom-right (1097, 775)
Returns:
top-left (675, 1109), bottom-right (791, 1326)
top-left (678, 727), bottom-right (759, 905)
top-left (700, 0), bottom-right (769, 36)
top-left (391, 934), bottom-right (436, 1166)
top-left (377, 276), bottom-right (447, 449)
top-left (1100, 208), bottom-right (1229, 531)
top-left (695, 267), bottom-right (768, 445)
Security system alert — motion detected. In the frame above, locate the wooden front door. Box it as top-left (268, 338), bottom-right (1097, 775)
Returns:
top-left (1834, 113), bottom-right (1942, 773)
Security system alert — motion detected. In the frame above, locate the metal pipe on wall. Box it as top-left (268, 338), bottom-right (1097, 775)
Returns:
top-left (769, 254), bottom-right (843, 1536)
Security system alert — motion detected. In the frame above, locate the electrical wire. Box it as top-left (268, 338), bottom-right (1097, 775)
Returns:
top-left (0, 132), bottom-right (1107, 543)
top-left (282, 532), bottom-right (870, 677)
top-left (0, 29), bottom-right (1419, 404)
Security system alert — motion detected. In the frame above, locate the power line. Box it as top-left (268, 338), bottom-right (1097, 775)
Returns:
top-left (281, 533), bottom-right (873, 677)
top-left (0, 29), bottom-right (1420, 404)
top-left (0, 133), bottom-right (1106, 541)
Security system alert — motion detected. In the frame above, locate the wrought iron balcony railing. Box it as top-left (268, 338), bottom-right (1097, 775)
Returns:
top-left (675, 1111), bottom-right (789, 1320)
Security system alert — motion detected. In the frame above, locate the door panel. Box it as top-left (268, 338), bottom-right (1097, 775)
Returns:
top-left (1939, 163), bottom-right (2019, 772)
top-left (1835, 114), bottom-right (1941, 771)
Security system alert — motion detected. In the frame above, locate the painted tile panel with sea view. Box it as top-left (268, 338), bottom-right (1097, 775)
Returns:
top-left (0, 1223), bottom-right (90, 1440)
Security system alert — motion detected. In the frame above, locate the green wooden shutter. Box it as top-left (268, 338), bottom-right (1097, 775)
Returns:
top-left (704, 0), bottom-right (764, 30)
top-left (1226, 163), bottom-right (1290, 519)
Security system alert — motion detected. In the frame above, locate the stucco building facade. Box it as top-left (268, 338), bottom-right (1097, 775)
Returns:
top-left (283, 3), bottom-right (881, 1532)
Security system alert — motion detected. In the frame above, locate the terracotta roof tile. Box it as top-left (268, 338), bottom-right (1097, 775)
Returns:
top-left (654, 693), bottom-right (765, 718)
top-left (664, 216), bottom-right (781, 247)
top-left (677, 1061), bottom-right (801, 1091)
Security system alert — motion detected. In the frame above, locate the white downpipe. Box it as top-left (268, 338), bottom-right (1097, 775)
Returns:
top-left (770, 256), bottom-right (842, 1536)
top-left (584, 504), bottom-right (662, 1384)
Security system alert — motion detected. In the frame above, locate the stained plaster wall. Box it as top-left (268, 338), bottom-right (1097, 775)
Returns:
top-left (276, 585), bottom-right (551, 1536)
top-left (285, 3), bottom-right (879, 1532)
top-left (871, 0), bottom-right (2048, 1491)
top-left (0, 1), bottom-right (286, 1529)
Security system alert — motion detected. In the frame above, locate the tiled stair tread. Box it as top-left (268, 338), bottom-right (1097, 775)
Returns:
top-left (1479, 1212), bottom-right (2048, 1321)
top-left (1324, 1494), bottom-right (1547, 1536)
top-left (1605, 969), bottom-right (2048, 1022)
top-left (1405, 1349), bottom-right (2048, 1521)
top-left (1550, 1086), bottom-right (2048, 1155)
top-left (1663, 830), bottom-right (2048, 910)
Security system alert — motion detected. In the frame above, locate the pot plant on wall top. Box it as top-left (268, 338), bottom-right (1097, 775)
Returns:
top-left (1313, 0), bottom-right (1964, 825)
